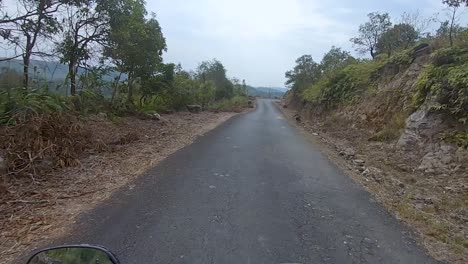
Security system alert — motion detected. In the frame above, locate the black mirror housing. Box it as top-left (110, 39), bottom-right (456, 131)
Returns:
top-left (27, 244), bottom-right (119, 264)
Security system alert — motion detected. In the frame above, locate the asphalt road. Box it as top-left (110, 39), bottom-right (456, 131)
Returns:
top-left (65, 99), bottom-right (436, 264)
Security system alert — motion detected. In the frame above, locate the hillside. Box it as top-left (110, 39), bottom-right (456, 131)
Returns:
top-left (247, 86), bottom-right (286, 98)
top-left (283, 44), bottom-right (468, 263)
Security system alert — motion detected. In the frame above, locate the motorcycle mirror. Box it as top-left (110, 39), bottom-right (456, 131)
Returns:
top-left (27, 245), bottom-right (119, 264)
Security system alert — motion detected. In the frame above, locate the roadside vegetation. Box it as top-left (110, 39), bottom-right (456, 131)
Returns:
top-left (284, 1), bottom-right (468, 262)
top-left (0, 0), bottom-right (252, 179)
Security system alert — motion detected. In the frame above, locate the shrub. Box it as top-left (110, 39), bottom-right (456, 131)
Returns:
top-left (414, 47), bottom-right (468, 123)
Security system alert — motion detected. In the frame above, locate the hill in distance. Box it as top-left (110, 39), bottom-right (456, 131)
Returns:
top-left (247, 86), bottom-right (288, 98)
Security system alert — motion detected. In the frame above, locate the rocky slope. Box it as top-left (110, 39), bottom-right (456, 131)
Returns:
top-left (284, 46), bottom-right (468, 263)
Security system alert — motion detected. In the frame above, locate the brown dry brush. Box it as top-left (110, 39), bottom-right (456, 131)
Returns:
top-left (0, 110), bottom-right (96, 180)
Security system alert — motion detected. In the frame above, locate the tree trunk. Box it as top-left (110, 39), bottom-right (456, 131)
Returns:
top-left (370, 47), bottom-right (376, 59)
top-left (449, 8), bottom-right (457, 47)
top-left (110, 72), bottom-right (122, 104)
top-left (22, 35), bottom-right (32, 89)
top-left (22, 54), bottom-right (30, 89)
top-left (127, 73), bottom-right (133, 104)
top-left (69, 62), bottom-right (76, 95)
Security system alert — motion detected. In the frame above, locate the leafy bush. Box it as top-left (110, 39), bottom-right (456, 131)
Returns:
top-left (303, 60), bottom-right (382, 107)
top-left (0, 88), bottom-right (69, 124)
top-left (431, 47), bottom-right (468, 66)
top-left (414, 47), bottom-right (468, 123)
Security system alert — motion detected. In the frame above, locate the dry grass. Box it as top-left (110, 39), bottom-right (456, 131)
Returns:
top-left (279, 104), bottom-right (468, 264)
top-left (0, 111), bottom-right (237, 264)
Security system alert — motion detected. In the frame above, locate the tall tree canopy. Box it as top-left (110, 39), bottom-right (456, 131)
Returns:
top-left (285, 55), bottom-right (321, 91)
top-left (351, 12), bottom-right (392, 59)
top-left (196, 59), bottom-right (233, 100)
top-left (376, 23), bottom-right (419, 56)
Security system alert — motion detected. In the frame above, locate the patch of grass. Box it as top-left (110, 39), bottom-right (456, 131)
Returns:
top-left (369, 112), bottom-right (407, 142)
top-left (209, 95), bottom-right (249, 112)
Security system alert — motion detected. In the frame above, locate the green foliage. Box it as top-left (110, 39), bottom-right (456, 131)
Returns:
top-left (376, 23), bottom-right (419, 56)
top-left (413, 47), bottom-right (468, 122)
top-left (285, 55), bottom-right (321, 91)
top-left (350, 12), bottom-right (392, 59)
top-left (196, 59), bottom-right (234, 100)
top-left (209, 95), bottom-right (249, 112)
top-left (0, 88), bottom-right (69, 123)
top-left (431, 47), bottom-right (468, 66)
top-left (386, 48), bottom-right (414, 65)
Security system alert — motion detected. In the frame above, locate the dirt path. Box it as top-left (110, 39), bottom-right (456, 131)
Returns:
top-left (0, 111), bottom-right (237, 264)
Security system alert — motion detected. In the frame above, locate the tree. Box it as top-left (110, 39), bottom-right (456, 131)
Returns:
top-left (197, 59), bottom-right (233, 100)
top-left (350, 12), bottom-right (392, 59)
top-left (105, 0), bottom-right (166, 102)
top-left (376, 24), bottom-right (419, 56)
top-left (320, 47), bottom-right (355, 76)
top-left (285, 55), bottom-right (321, 91)
top-left (0, 0), bottom-right (62, 88)
top-left (56, 0), bottom-right (111, 95)
top-left (399, 11), bottom-right (436, 37)
top-left (442, 0), bottom-right (467, 46)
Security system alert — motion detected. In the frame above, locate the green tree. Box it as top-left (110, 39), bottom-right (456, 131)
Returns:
top-left (376, 24), bottom-right (419, 56)
top-left (285, 55), bottom-right (321, 91)
top-left (442, 0), bottom-right (467, 46)
top-left (105, 0), bottom-right (166, 102)
top-left (197, 59), bottom-right (233, 100)
top-left (320, 47), bottom-right (355, 76)
top-left (351, 12), bottom-right (392, 59)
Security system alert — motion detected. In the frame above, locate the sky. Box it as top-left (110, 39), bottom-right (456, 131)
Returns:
top-left (147, 0), bottom-right (453, 87)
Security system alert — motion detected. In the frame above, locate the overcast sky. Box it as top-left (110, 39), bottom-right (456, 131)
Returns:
top-left (147, 0), bottom-right (453, 87)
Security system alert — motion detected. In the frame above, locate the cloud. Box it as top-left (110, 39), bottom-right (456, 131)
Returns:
top-left (146, 0), bottom-right (455, 87)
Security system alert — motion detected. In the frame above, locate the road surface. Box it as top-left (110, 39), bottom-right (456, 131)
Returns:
top-left (64, 99), bottom-right (436, 263)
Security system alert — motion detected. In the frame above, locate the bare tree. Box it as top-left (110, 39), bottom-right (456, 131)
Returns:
top-left (1, 0), bottom-right (62, 88)
top-left (56, 0), bottom-right (109, 95)
top-left (443, 0), bottom-right (468, 46)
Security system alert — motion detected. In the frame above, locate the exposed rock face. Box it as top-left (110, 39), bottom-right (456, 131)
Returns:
top-left (418, 144), bottom-right (467, 174)
top-left (397, 98), bottom-right (445, 149)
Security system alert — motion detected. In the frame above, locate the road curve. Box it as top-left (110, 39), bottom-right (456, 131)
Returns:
top-left (63, 99), bottom-right (436, 264)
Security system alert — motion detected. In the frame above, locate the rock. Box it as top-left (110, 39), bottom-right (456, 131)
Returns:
top-left (397, 98), bottom-right (445, 149)
top-left (398, 182), bottom-right (405, 188)
top-left (186, 105), bottom-right (202, 113)
top-left (353, 159), bottom-right (365, 166)
top-left (294, 114), bottom-right (301, 122)
top-left (312, 133), bottom-right (319, 136)
top-left (283, 104), bottom-right (288, 108)
top-left (339, 148), bottom-right (355, 159)
top-left (357, 166), bottom-right (366, 172)
top-left (418, 144), bottom-right (457, 173)
top-left (152, 113), bottom-right (161, 121)
top-left (247, 100), bottom-right (254, 108)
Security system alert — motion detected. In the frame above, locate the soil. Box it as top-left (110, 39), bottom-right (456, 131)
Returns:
top-left (278, 102), bottom-right (468, 264)
top-left (0, 111), bottom-right (238, 264)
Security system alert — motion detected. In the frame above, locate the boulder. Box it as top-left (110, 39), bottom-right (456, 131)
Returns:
top-left (397, 98), bottom-right (445, 149)
top-left (418, 144), bottom-right (459, 173)
top-left (187, 105), bottom-right (202, 113)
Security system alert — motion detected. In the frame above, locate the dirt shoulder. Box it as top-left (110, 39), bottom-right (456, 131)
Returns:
top-left (0, 111), bottom-right (238, 264)
top-left (278, 103), bottom-right (467, 264)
